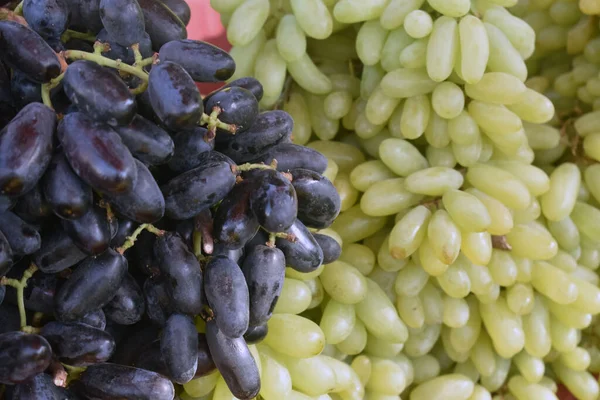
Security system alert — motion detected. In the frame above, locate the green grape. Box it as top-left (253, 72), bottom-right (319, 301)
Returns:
top-left (380, 0), bottom-right (426, 30)
top-left (356, 20), bottom-right (389, 66)
top-left (350, 160), bottom-right (396, 192)
top-left (275, 14), bottom-right (307, 62)
top-left (319, 260), bottom-right (368, 304)
top-left (427, 16), bottom-right (459, 82)
top-left (409, 374), bottom-right (475, 400)
top-left (290, 0), bottom-right (333, 39)
top-left (274, 278), bottom-right (312, 314)
top-left (431, 82), bottom-right (465, 119)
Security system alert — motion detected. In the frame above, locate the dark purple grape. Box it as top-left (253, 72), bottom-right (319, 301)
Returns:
top-left (216, 110), bottom-right (293, 163)
top-left (134, 340), bottom-right (168, 375)
top-left (99, 0), bottom-right (145, 47)
top-left (12, 185), bottom-right (52, 224)
top-left (213, 180), bottom-right (259, 250)
top-left (0, 195), bottom-right (15, 212)
top-left (110, 219), bottom-right (138, 247)
top-left (76, 363), bottom-right (175, 400)
top-left (104, 273), bottom-right (145, 325)
top-left (8, 372), bottom-right (65, 400)
top-left (244, 323), bottom-right (268, 344)
top-left (221, 77), bottom-right (264, 102)
top-left (45, 36), bottom-right (66, 52)
top-left (205, 87), bottom-right (258, 134)
top-left (161, 156), bottom-right (237, 220)
top-left (42, 153), bottom-right (93, 220)
top-left (159, 0), bottom-right (190, 24)
top-left (143, 277), bottom-right (174, 326)
top-left (0, 229), bottom-right (13, 277)
top-left (4, 269), bottom-right (57, 314)
top-left (96, 29), bottom-right (153, 65)
top-left (167, 127), bottom-right (214, 173)
top-left (159, 39), bottom-right (235, 82)
top-left (154, 232), bottom-right (203, 315)
top-left (66, 0), bottom-right (103, 33)
top-left (0, 103), bottom-right (55, 197)
top-left (313, 233), bottom-right (342, 264)
top-left (112, 114), bottom-right (174, 167)
top-left (204, 255), bottom-right (249, 338)
top-left (147, 61), bottom-right (202, 131)
top-left (160, 314), bottom-right (198, 384)
top-left (103, 160), bottom-right (165, 224)
top-left (128, 230), bottom-right (159, 276)
top-left (174, 218), bottom-right (194, 249)
top-left (54, 249), bottom-right (128, 321)
top-left (33, 227), bottom-right (87, 274)
top-left (290, 168), bottom-right (341, 229)
top-left (138, 0), bottom-right (187, 50)
top-left (205, 320), bottom-right (260, 400)
top-left (242, 245), bottom-right (285, 326)
top-left (248, 169), bottom-right (298, 233)
top-left (276, 219), bottom-right (324, 273)
top-left (0, 211), bottom-right (41, 255)
top-left (0, 332), bottom-right (52, 384)
top-left (0, 21), bottom-right (61, 83)
top-left (41, 322), bottom-right (115, 366)
top-left (213, 243), bottom-right (245, 263)
top-left (23, 0), bottom-right (70, 39)
top-left (77, 309), bottom-right (107, 330)
top-left (249, 143), bottom-right (328, 174)
top-left (10, 70), bottom-right (41, 108)
top-left (62, 204), bottom-right (111, 255)
top-left (58, 112), bottom-right (138, 194)
top-left (63, 61), bottom-right (136, 126)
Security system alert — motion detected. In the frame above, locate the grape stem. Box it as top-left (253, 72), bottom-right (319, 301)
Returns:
top-left (98, 199), bottom-right (115, 223)
top-left (63, 364), bottom-right (86, 386)
top-left (117, 223), bottom-right (165, 254)
top-left (49, 359), bottom-right (68, 387)
top-left (200, 107), bottom-right (237, 137)
top-left (13, 0), bottom-right (22, 15)
top-left (195, 211), bottom-right (214, 255)
top-left (192, 230), bottom-right (205, 262)
top-left (267, 232), bottom-right (296, 247)
top-left (0, 263), bottom-right (38, 329)
top-left (235, 159), bottom-right (279, 173)
top-left (491, 235), bottom-right (512, 251)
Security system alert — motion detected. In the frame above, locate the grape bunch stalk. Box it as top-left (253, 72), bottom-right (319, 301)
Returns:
top-left (0, 0), bottom-right (344, 399)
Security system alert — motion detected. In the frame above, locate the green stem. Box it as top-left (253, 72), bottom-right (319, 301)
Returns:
top-left (136, 57), bottom-right (155, 68)
top-left (1, 263), bottom-right (38, 329)
top-left (235, 160), bottom-right (278, 172)
top-left (41, 73), bottom-right (65, 110)
top-left (117, 223), bottom-right (164, 254)
top-left (61, 29), bottom-right (97, 43)
top-left (199, 107), bottom-right (237, 137)
top-left (64, 49), bottom-right (149, 82)
top-left (192, 230), bottom-right (204, 261)
top-left (13, 1), bottom-right (23, 15)
top-left (132, 43), bottom-right (143, 65)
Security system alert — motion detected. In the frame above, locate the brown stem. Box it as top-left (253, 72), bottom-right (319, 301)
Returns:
top-left (492, 235), bottom-right (512, 251)
top-left (49, 359), bottom-right (68, 387)
top-left (195, 210), bottom-right (214, 255)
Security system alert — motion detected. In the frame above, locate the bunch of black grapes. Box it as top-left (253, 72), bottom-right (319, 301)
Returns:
top-left (0, 0), bottom-right (342, 399)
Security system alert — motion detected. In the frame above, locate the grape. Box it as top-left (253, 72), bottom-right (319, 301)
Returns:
top-left (65, 0), bottom-right (103, 33)
top-left (99, 0), bottom-right (145, 47)
top-left (147, 61), bottom-right (202, 131)
top-left (54, 249), bottom-right (128, 321)
top-left (222, 77), bottom-right (264, 102)
top-left (112, 115), bottom-right (174, 167)
top-left (77, 309), bottom-right (107, 330)
top-left (275, 219), bottom-right (324, 273)
top-left (103, 273), bottom-right (145, 325)
top-left (0, 332), bottom-right (52, 384)
top-left (291, 168), bottom-right (341, 229)
top-left (10, 70), bottom-right (42, 108)
top-left (313, 233), bottom-right (342, 264)
top-left (3, 268), bottom-right (56, 315)
top-left (248, 169), bottom-right (298, 233)
top-left (137, 0), bottom-right (187, 50)
top-left (58, 112), bottom-right (138, 194)
top-left (160, 314), bottom-right (198, 384)
top-left (143, 277), bottom-right (174, 327)
top-left (159, 0), bottom-right (190, 25)
top-left (8, 372), bottom-right (66, 400)
top-left (244, 323), bottom-right (268, 344)
top-left (23, 0), bottom-right (70, 39)
top-left (63, 61), bottom-right (136, 126)
top-left (0, 212), bottom-right (41, 256)
top-left (167, 127), bottom-right (214, 173)
top-left (249, 143), bottom-right (328, 173)
top-left (0, 103), bottom-right (55, 197)
top-left (96, 29), bottom-right (154, 65)
top-left (153, 232), bottom-right (204, 315)
top-left (32, 227), bottom-right (87, 274)
top-left (12, 184), bottom-right (52, 223)
top-left (0, 195), bottom-right (15, 213)
top-left (204, 255), bottom-right (250, 338)
top-left (0, 22), bottom-right (61, 83)
top-left (61, 204), bottom-right (111, 255)
top-left (76, 363), bottom-right (175, 400)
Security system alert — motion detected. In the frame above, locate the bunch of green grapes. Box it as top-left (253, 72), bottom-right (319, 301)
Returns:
top-left (187, 0), bottom-right (600, 399)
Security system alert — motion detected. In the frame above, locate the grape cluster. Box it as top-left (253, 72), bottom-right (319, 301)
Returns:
top-left (212, 0), bottom-right (600, 399)
top-left (0, 1), bottom-right (343, 399)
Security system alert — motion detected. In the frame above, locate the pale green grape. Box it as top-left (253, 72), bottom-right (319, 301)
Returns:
top-left (471, 330), bottom-right (497, 377)
top-left (404, 10), bottom-right (433, 39)
top-left (264, 314), bottom-right (326, 358)
top-left (412, 355), bottom-right (441, 384)
top-left (366, 357), bottom-right (409, 395)
top-left (522, 296), bottom-right (552, 359)
top-left (320, 260), bottom-right (368, 304)
top-left (308, 140), bottom-right (366, 172)
top-left (285, 91), bottom-right (312, 145)
top-left (409, 374), bottom-right (475, 400)
top-left (427, 16), bottom-right (459, 82)
top-left (466, 163), bottom-right (531, 210)
top-left (431, 82), bottom-right (465, 119)
top-left (396, 294), bottom-right (426, 328)
top-left (399, 39), bottom-right (428, 69)
top-left (254, 39), bottom-right (286, 99)
top-left (183, 371), bottom-right (219, 398)
top-left (401, 95), bottom-right (431, 139)
top-left (442, 189), bottom-right (492, 232)
top-left (458, 15), bottom-right (490, 84)
top-left (339, 244), bottom-right (376, 276)
top-left (424, 112), bottom-right (451, 148)
top-left (229, 29), bottom-right (266, 80)
top-left (323, 91), bottom-right (353, 121)
top-left (259, 348), bottom-right (293, 400)
top-left (366, 85), bottom-right (401, 125)
top-left (276, 14), bottom-right (307, 62)
top-left (442, 295), bottom-right (470, 328)
top-left (485, 22), bottom-right (528, 82)
top-left (381, 28), bottom-right (414, 72)
top-left (507, 376), bottom-right (558, 400)
top-left (290, 0), bottom-right (332, 39)
top-left (483, 7), bottom-right (535, 59)
top-left (427, 209), bottom-right (462, 264)
top-left (356, 20), bottom-right (389, 66)
top-left (389, 205), bottom-right (431, 259)
top-left (381, 68), bottom-right (439, 98)
top-left (394, 261), bottom-right (429, 297)
top-left (467, 101), bottom-right (523, 136)
top-left (379, 138), bottom-right (429, 176)
top-left (513, 351), bottom-right (545, 384)
top-left (552, 361), bottom-right (600, 400)
top-left (507, 89), bottom-right (555, 124)
top-left (437, 261), bottom-right (471, 298)
top-left (336, 318), bottom-right (368, 355)
top-left (274, 278), bottom-right (313, 314)
top-left (448, 110), bottom-right (481, 145)
top-left (333, 0), bottom-right (389, 23)
top-left (450, 296), bottom-right (481, 353)
top-left (360, 178), bottom-right (423, 216)
top-left (465, 72), bottom-right (527, 105)
top-left (287, 53), bottom-right (333, 95)
top-left (320, 299), bottom-right (356, 344)
top-left (334, 173), bottom-right (359, 211)
top-left (531, 261), bottom-right (578, 305)
top-left (380, 0), bottom-right (426, 30)
top-left (227, 0), bottom-right (270, 46)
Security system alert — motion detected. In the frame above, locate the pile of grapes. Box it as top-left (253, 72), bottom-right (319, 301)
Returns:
top-left (201, 0), bottom-right (600, 399)
top-left (0, 0), bottom-right (347, 399)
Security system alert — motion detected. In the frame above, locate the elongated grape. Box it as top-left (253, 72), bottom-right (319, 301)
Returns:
top-left (248, 169), bottom-right (297, 233)
top-left (138, 0), bottom-right (187, 50)
top-left (213, 180), bottom-right (259, 249)
top-left (0, 332), bottom-right (52, 384)
top-left (205, 87), bottom-right (259, 134)
top-left (160, 314), bottom-right (198, 384)
top-left (314, 233), bottom-right (342, 264)
top-left (77, 309), bottom-right (107, 330)
top-left (9, 372), bottom-right (66, 399)
top-left (103, 273), bottom-right (145, 325)
top-left (167, 127), bottom-right (213, 173)
top-left (290, 168), bottom-right (341, 229)
top-left (112, 115), bottom-right (174, 167)
top-left (0, 211), bottom-right (40, 256)
top-left (160, 39), bottom-right (235, 82)
top-left (62, 204), bottom-right (111, 255)
top-left (99, 0), bottom-right (145, 47)
top-left (249, 143), bottom-right (328, 173)
top-left (159, 0), bottom-right (190, 24)
top-left (23, 0), bottom-right (69, 39)
top-left (143, 277), bottom-right (175, 327)
top-left (33, 227), bottom-right (87, 274)
top-left (276, 219), bottom-right (324, 272)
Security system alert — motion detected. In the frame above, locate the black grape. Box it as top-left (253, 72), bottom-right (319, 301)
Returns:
top-left (222, 77), bottom-right (264, 102)
top-left (0, 211), bottom-right (41, 255)
top-left (205, 320), bottom-right (261, 400)
top-left (40, 321), bottom-right (115, 366)
top-left (143, 277), bottom-right (174, 326)
top-left (62, 204), bottom-right (111, 255)
top-left (167, 127), bottom-right (213, 173)
top-left (76, 363), bottom-right (175, 400)
top-left (0, 103), bottom-right (55, 197)
top-left (290, 168), bottom-right (341, 229)
top-left (174, 218), bottom-right (195, 249)
top-left (113, 114), bottom-right (174, 167)
top-left (216, 110), bottom-right (292, 163)
top-left (12, 185), bottom-right (52, 224)
top-left (249, 143), bottom-right (328, 174)
top-left (99, 0), bottom-right (146, 47)
top-left (196, 333), bottom-right (216, 377)
top-left (159, 39), bottom-right (235, 82)
top-left (54, 249), bottom-right (128, 321)
top-left (129, 230), bottom-right (160, 276)
top-left (77, 309), bottom-right (107, 330)
top-left (23, 0), bottom-right (70, 39)
top-left (244, 323), bottom-right (268, 344)
top-left (147, 61), bottom-right (202, 131)
top-left (33, 227), bottom-right (87, 274)
top-left (103, 160), bottom-right (165, 224)
top-left (213, 244), bottom-right (245, 263)
top-left (0, 195), bottom-right (15, 212)
top-left (161, 156), bottom-right (237, 220)
top-left (213, 180), bottom-right (259, 250)
top-left (204, 87), bottom-right (259, 134)
top-left (104, 273), bottom-right (145, 325)
top-left (42, 153), bottom-right (92, 220)
top-left (63, 61), bottom-right (136, 126)
top-left (110, 219), bottom-right (138, 247)
top-left (0, 227), bottom-right (13, 277)
top-left (138, 0), bottom-right (187, 50)
top-left (242, 245), bottom-right (285, 326)
top-left (66, 0), bottom-right (103, 33)
top-left (134, 340), bottom-right (169, 376)
top-left (96, 29), bottom-right (154, 65)
top-left (313, 233), bottom-right (342, 264)
top-left (4, 269), bottom-right (57, 314)
top-left (8, 372), bottom-right (65, 400)
top-left (0, 332), bottom-right (52, 384)
top-left (204, 255), bottom-right (249, 338)
top-left (159, 0), bottom-right (190, 24)
top-left (154, 232), bottom-right (204, 315)
top-left (58, 112), bottom-right (138, 194)
top-left (0, 21), bottom-right (61, 83)
top-left (160, 314), bottom-right (198, 384)
top-left (276, 219), bottom-right (324, 273)
top-left (10, 70), bottom-right (41, 108)
top-left (248, 169), bottom-right (298, 233)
